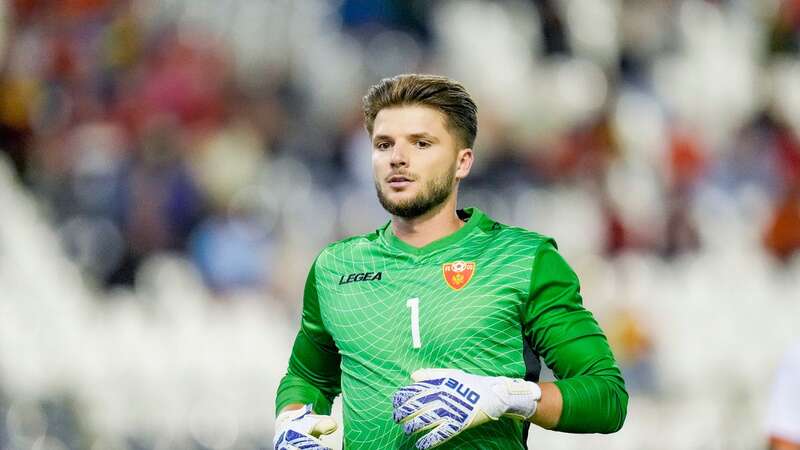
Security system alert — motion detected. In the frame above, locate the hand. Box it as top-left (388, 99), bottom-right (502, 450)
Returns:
top-left (273, 404), bottom-right (337, 450)
top-left (392, 368), bottom-right (541, 449)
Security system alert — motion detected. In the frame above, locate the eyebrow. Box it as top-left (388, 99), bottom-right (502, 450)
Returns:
top-left (408, 133), bottom-right (438, 142)
top-left (372, 132), bottom-right (440, 144)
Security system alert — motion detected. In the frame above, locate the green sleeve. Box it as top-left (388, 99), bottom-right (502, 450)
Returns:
top-left (275, 259), bottom-right (342, 416)
top-left (522, 241), bottom-right (628, 433)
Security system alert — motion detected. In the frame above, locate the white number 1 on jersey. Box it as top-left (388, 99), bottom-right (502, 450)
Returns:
top-left (406, 297), bottom-right (421, 349)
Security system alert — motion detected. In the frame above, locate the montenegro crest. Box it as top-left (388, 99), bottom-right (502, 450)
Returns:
top-left (442, 261), bottom-right (476, 291)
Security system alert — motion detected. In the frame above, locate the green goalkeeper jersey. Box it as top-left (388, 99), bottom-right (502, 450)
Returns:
top-left (276, 207), bottom-right (627, 449)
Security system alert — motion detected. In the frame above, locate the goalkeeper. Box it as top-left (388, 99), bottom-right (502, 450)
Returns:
top-left (274, 74), bottom-right (628, 449)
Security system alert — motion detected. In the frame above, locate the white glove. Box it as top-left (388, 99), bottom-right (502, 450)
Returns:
top-left (273, 404), bottom-right (338, 450)
top-left (393, 368), bottom-right (541, 449)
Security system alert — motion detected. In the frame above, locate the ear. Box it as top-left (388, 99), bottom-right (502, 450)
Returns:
top-left (455, 148), bottom-right (473, 181)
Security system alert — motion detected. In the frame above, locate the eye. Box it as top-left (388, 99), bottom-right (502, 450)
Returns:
top-left (415, 140), bottom-right (431, 149)
top-left (375, 141), bottom-right (392, 151)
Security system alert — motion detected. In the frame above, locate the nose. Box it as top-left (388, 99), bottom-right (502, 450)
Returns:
top-left (390, 143), bottom-right (409, 168)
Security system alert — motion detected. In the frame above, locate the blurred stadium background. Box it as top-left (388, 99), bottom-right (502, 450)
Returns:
top-left (1, 0), bottom-right (799, 449)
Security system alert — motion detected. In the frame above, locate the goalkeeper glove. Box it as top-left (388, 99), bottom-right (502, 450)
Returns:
top-left (393, 368), bottom-right (541, 449)
top-left (273, 404), bottom-right (337, 450)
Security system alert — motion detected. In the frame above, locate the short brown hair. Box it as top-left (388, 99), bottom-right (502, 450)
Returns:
top-left (362, 74), bottom-right (477, 149)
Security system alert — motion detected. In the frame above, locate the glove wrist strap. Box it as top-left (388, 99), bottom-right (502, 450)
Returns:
top-left (499, 379), bottom-right (542, 420)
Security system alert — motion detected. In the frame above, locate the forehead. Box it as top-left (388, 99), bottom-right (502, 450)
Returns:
top-left (372, 104), bottom-right (450, 137)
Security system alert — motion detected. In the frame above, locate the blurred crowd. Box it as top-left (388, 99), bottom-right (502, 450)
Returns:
top-left (1, 0), bottom-right (800, 296)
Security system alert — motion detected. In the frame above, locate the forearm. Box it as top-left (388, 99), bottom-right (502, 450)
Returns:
top-left (529, 382), bottom-right (561, 429)
top-left (528, 375), bottom-right (627, 433)
top-left (277, 403), bottom-right (306, 415)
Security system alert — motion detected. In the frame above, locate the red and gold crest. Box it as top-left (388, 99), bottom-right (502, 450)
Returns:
top-left (442, 261), bottom-right (476, 291)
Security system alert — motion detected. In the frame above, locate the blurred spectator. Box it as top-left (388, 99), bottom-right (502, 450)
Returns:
top-left (189, 208), bottom-right (274, 295)
top-left (599, 187), bottom-right (636, 257)
top-left (661, 125), bottom-right (705, 258)
top-left (774, 125), bottom-right (800, 190)
top-left (764, 184), bottom-right (800, 263)
top-left (661, 186), bottom-right (701, 259)
top-left (89, 114), bottom-right (207, 286)
top-left (339, 0), bottom-right (431, 43)
top-left (666, 124), bottom-right (706, 190)
top-left (606, 308), bottom-right (656, 394)
top-left (761, 115), bottom-right (800, 263)
top-left (548, 110), bottom-right (619, 183)
top-left (714, 111), bottom-right (784, 195)
top-left (768, 0), bottom-right (800, 55)
top-left (531, 0), bottom-right (570, 57)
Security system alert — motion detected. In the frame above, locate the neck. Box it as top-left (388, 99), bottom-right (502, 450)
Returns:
top-left (390, 191), bottom-right (465, 248)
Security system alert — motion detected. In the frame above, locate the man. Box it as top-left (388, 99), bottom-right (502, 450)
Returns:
top-left (767, 340), bottom-right (800, 450)
top-left (273, 74), bottom-right (628, 450)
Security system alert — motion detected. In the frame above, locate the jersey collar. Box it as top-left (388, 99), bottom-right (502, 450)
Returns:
top-left (381, 207), bottom-right (486, 256)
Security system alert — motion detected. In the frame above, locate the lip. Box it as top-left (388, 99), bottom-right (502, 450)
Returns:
top-left (386, 175), bottom-right (414, 189)
top-left (388, 180), bottom-right (412, 189)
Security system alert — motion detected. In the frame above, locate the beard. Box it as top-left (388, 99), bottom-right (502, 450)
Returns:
top-left (375, 169), bottom-right (456, 218)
